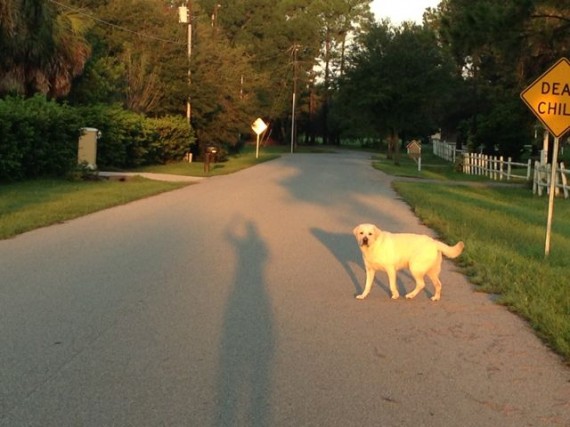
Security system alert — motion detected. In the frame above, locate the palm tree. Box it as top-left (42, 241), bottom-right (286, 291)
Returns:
top-left (0, 0), bottom-right (91, 98)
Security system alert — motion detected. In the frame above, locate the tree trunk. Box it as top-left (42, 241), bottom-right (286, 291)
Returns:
top-left (389, 130), bottom-right (400, 165)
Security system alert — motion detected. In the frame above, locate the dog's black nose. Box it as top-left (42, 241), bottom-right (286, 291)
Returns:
top-left (362, 236), bottom-right (368, 246)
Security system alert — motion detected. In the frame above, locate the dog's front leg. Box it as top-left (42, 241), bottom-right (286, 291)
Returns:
top-left (386, 269), bottom-right (400, 300)
top-left (356, 266), bottom-right (375, 300)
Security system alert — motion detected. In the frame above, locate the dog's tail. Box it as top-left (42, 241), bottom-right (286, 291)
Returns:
top-left (437, 241), bottom-right (464, 259)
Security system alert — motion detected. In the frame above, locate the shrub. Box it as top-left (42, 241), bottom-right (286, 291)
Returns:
top-left (77, 105), bottom-right (194, 169)
top-left (0, 98), bottom-right (194, 181)
top-left (146, 116), bottom-right (195, 164)
top-left (0, 95), bottom-right (81, 181)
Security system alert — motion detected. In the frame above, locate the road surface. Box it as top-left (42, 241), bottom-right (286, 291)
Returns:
top-left (1, 151), bottom-right (569, 426)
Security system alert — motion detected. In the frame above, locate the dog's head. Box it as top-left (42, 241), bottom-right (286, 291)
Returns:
top-left (353, 223), bottom-right (381, 248)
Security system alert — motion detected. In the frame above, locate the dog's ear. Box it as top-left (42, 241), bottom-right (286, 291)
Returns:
top-left (373, 225), bottom-right (381, 237)
top-left (353, 225), bottom-right (361, 237)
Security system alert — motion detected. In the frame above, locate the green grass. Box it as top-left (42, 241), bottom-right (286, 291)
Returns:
top-left (0, 178), bottom-right (188, 239)
top-left (0, 146), bottom-right (285, 239)
top-left (391, 176), bottom-right (570, 364)
top-left (371, 150), bottom-right (529, 182)
top-left (135, 145), bottom-right (284, 176)
top-left (134, 144), bottom-right (340, 176)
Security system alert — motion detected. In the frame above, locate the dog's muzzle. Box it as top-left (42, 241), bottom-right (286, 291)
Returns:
top-left (361, 236), bottom-right (369, 246)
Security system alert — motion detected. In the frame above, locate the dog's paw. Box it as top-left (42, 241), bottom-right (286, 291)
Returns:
top-left (355, 294), bottom-right (367, 300)
top-left (430, 295), bottom-right (440, 302)
top-left (391, 294), bottom-right (400, 300)
top-left (405, 293), bottom-right (415, 300)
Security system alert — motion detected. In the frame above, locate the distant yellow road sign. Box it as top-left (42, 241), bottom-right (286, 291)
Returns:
top-left (521, 57), bottom-right (570, 138)
top-left (251, 118), bottom-right (268, 135)
top-left (251, 117), bottom-right (268, 159)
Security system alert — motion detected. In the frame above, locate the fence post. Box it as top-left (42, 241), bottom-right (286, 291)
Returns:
top-left (543, 163), bottom-right (550, 196)
top-left (560, 162), bottom-right (568, 199)
top-left (533, 161), bottom-right (538, 194)
top-left (526, 159), bottom-right (531, 181)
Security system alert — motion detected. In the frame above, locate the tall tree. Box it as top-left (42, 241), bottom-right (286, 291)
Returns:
top-left (311, 0), bottom-right (373, 144)
top-left (0, 0), bottom-right (91, 97)
top-left (334, 21), bottom-right (455, 162)
top-left (434, 0), bottom-right (569, 156)
top-left (67, 0), bottom-right (187, 116)
top-left (189, 5), bottom-right (268, 149)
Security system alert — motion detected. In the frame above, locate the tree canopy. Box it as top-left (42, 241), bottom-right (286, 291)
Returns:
top-left (1, 0), bottom-right (568, 158)
top-left (333, 21), bottom-right (457, 160)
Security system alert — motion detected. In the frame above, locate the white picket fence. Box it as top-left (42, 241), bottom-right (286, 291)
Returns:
top-left (431, 139), bottom-right (569, 198)
top-left (432, 139), bottom-right (461, 162)
top-left (533, 161), bottom-right (570, 199)
top-left (462, 153), bottom-right (532, 181)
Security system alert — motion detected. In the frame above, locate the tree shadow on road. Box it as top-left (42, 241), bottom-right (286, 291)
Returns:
top-left (216, 218), bottom-right (274, 426)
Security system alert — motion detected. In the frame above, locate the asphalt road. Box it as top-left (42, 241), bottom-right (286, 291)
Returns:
top-left (1, 151), bottom-right (569, 426)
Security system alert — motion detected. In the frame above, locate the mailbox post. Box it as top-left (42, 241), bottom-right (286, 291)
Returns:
top-left (204, 145), bottom-right (218, 174)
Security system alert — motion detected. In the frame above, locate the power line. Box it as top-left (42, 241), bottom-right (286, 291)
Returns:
top-left (47, 0), bottom-right (184, 46)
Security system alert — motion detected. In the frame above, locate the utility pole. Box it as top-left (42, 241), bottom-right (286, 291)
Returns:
top-left (179, 2), bottom-right (192, 124)
top-left (211, 4), bottom-right (221, 29)
top-left (290, 44), bottom-right (299, 153)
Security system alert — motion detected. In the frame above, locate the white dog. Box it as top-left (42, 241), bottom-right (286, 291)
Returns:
top-left (353, 223), bottom-right (464, 301)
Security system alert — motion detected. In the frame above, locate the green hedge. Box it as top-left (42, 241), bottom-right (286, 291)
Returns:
top-left (0, 96), bottom-right (194, 181)
top-left (0, 95), bottom-right (81, 181)
top-left (77, 105), bottom-right (194, 169)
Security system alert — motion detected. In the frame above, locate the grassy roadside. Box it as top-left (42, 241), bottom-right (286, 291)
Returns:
top-left (134, 144), bottom-right (339, 176)
top-left (0, 178), bottom-right (189, 240)
top-left (134, 145), bottom-right (288, 176)
top-left (377, 152), bottom-right (570, 364)
top-left (0, 145), bottom-right (285, 240)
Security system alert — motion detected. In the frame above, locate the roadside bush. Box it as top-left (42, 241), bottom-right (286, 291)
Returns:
top-left (0, 97), bottom-right (194, 181)
top-left (77, 104), bottom-right (145, 169)
top-left (77, 105), bottom-right (194, 169)
top-left (0, 95), bottom-right (81, 181)
top-left (146, 116), bottom-right (195, 164)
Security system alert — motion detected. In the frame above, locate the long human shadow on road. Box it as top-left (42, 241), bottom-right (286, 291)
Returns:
top-left (216, 218), bottom-right (274, 426)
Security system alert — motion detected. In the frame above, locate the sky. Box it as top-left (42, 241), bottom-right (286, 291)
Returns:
top-left (370, 0), bottom-right (441, 24)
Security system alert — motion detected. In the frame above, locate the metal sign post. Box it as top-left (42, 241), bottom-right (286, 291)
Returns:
top-left (251, 118), bottom-right (268, 159)
top-left (544, 136), bottom-right (560, 257)
top-left (520, 57), bottom-right (570, 257)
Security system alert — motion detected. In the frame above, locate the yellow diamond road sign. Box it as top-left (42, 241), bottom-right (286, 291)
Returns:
top-left (520, 57), bottom-right (570, 138)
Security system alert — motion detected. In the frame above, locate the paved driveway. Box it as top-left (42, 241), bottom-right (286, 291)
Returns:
top-left (1, 151), bottom-right (568, 426)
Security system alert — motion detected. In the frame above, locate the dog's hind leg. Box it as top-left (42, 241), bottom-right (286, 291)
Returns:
top-left (405, 270), bottom-right (426, 300)
top-left (427, 270), bottom-right (443, 301)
